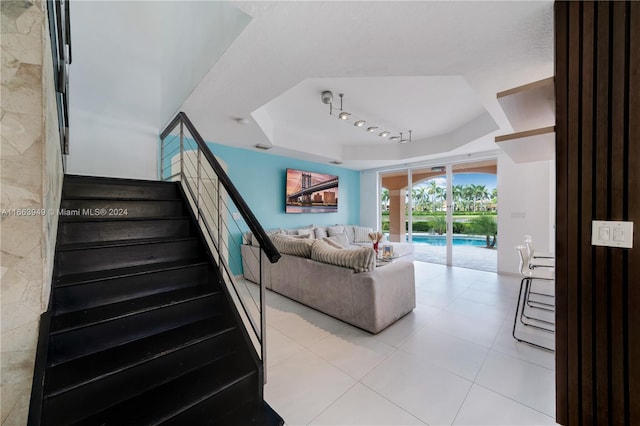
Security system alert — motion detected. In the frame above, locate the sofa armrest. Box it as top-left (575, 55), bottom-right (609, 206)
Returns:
top-left (241, 244), bottom-right (272, 289)
top-left (350, 261), bottom-right (416, 333)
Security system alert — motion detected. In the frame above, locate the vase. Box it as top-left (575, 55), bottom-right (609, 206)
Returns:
top-left (373, 242), bottom-right (379, 256)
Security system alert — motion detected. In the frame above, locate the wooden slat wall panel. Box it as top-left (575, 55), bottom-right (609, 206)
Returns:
top-left (555, 1), bottom-right (640, 425)
top-left (554, 3), bottom-right (569, 424)
top-left (628, 5), bottom-right (640, 426)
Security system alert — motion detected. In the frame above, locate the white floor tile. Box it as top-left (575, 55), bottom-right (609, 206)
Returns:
top-left (266, 326), bottom-right (305, 368)
top-left (453, 384), bottom-right (557, 425)
top-left (309, 383), bottom-right (425, 425)
top-left (269, 307), bottom-right (351, 348)
top-left (263, 261), bottom-right (557, 425)
top-left (361, 350), bottom-right (472, 425)
top-left (307, 327), bottom-right (396, 380)
top-left (399, 327), bottom-right (489, 381)
top-left (491, 323), bottom-right (555, 370)
top-left (475, 350), bottom-right (556, 417)
top-left (372, 303), bottom-right (437, 348)
top-left (265, 349), bottom-right (356, 425)
top-left (423, 308), bottom-right (503, 348)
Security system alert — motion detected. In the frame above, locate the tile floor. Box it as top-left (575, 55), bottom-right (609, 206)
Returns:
top-left (261, 261), bottom-right (557, 426)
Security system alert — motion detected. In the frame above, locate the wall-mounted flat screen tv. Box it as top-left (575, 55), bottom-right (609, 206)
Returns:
top-left (285, 168), bottom-right (339, 213)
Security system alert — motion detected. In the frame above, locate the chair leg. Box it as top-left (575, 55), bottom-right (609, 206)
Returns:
top-left (511, 277), bottom-right (555, 352)
top-left (518, 278), bottom-right (555, 332)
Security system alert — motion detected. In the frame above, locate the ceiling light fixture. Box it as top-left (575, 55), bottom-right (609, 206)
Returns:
top-left (321, 90), bottom-right (412, 143)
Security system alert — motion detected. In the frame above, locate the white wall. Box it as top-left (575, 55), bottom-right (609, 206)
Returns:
top-left (360, 169), bottom-right (380, 229)
top-left (497, 153), bottom-right (555, 274)
top-left (66, 110), bottom-right (159, 180)
top-left (67, 2), bottom-right (250, 180)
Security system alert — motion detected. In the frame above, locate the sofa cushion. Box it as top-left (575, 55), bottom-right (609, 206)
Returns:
top-left (324, 233), bottom-right (349, 248)
top-left (271, 234), bottom-right (314, 258)
top-left (327, 225), bottom-right (345, 237)
top-left (285, 225), bottom-right (314, 236)
top-left (297, 228), bottom-right (315, 238)
top-left (354, 226), bottom-right (374, 243)
top-left (323, 235), bottom-right (346, 248)
top-left (314, 227), bottom-right (328, 239)
top-left (250, 228), bottom-right (285, 247)
top-left (311, 240), bottom-right (375, 272)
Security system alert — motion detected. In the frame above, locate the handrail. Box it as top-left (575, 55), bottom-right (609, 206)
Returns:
top-left (160, 112), bottom-right (280, 264)
top-left (47, 0), bottom-right (71, 163)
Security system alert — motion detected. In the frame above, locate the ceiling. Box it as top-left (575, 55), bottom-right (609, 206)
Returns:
top-left (70, 1), bottom-right (554, 171)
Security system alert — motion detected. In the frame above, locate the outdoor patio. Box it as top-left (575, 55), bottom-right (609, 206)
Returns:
top-left (411, 243), bottom-right (497, 272)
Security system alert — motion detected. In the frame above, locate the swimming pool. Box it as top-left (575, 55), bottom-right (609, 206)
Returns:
top-left (410, 235), bottom-right (490, 247)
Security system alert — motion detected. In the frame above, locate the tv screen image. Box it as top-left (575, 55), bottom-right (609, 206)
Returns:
top-left (285, 168), bottom-right (339, 213)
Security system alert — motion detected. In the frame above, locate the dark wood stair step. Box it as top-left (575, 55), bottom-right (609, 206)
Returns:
top-left (51, 286), bottom-right (219, 333)
top-left (45, 318), bottom-right (234, 397)
top-left (49, 290), bottom-right (223, 365)
top-left (59, 199), bottom-right (185, 219)
top-left (56, 237), bottom-right (203, 275)
top-left (53, 260), bottom-right (212, 314)
top-left (63, 175), bottom-right (180, 200)
top-left (43, 325), bottom-right (239, 425)
top-left (55, 259), bottom-right (209, 287)
top-left (211, 400), bottom-right (286, 426)
top-left (58, 217), bottom-right (192, 245)
top-left (71, 356), bottom-right (256, 425)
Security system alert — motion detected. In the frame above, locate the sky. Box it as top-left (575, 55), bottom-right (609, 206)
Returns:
top-left (415, 173), bottom-right (497, 191)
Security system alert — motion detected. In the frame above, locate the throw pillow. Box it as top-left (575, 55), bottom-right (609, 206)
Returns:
top-left (297, 228), bottom-right (315, 238)
top-left (271, 234), bottom-right (314, 258)
top-left (293, 234), bottom-right (311, 239)
top-left (326, 233), bottom-right (349, 248)
top-left (343, 225), bottom-right (355, 243)
top-left (311, 240), bottom-right (375, 272)
top-left (327, 225), bottom-right (345, 237)
top-left (323, 236), bottom-right (346, 249)
top-left (353, 226), bottom-right (374, 243)
top-left (314, 227), bottom-right (328, 239)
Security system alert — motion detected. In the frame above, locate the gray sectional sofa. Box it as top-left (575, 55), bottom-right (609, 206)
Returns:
top-left (241, 225), bottom-right (416, 333)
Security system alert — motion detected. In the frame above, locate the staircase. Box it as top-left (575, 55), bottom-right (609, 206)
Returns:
top-left (30, 175), bottom-right (283, 425)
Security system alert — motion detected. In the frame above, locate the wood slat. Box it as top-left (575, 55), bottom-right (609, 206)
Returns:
top-left (554, 3), bottom-right (570, 423)
top-left (627, 4), bottom-right (640, 425)
top-left (593, 3), bottom-right (611, 424)
top-left (610, 3), bottom-right (627, 425)
top-left (566, 3), bottom-right (581, 425)
top-left (579, 2), bottom-right (595, 424)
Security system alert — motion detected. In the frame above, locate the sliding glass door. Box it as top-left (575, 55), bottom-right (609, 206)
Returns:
top-left (379, 159), bottom-right (497, 271)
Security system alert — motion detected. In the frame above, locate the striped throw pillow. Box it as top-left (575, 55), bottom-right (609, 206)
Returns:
top-left (271, 234), bottom-right (314, 258)
top-left (311, 240), bottom-right (375, 272)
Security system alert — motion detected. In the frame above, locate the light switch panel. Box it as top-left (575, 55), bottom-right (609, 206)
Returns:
top-left (592, 220), bottom-right (634, 248)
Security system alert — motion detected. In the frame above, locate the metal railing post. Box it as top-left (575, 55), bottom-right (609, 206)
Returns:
top-left (179, 122), bottom-right (184, 179)
top-left (260, 251), bottom-right (267, 384)
top-left (217, 178), bottom-right (223, 273)
top-left (197, 148), bottom-right (201, 223)
top-left (159, 136), bottom-right (164, 181)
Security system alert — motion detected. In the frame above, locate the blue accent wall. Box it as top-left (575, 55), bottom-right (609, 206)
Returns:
top-left (205, 142), bottom-right (361, 229)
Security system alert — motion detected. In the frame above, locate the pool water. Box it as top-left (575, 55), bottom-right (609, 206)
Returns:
top-left (411, 235), bottom-right (492, 247)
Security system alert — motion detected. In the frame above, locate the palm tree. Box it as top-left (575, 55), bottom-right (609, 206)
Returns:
top-left (380, 188), bottom-right (389, 211)
top-left (412, 186), bottom-right (428, 211)
top-left (452, 184), bottom-right (464, 212)
top-left (434, 186), bottom-right (445, 211)
top-left (475, 185), bottom-right (489, 211)
top-left (426, 180), bottom-right (441, 212)
top-left (463, 184), bottom-right (476, 212)
top-left (471, 215), bottom-right (497, 248)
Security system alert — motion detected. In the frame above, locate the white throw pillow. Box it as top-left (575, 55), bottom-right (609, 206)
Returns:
top-left (297, 228), bottom-right (315, 238)
top-left (325, 233), bottom-right (349, 248)
top-left (353, 226), bottom-right (374, 243)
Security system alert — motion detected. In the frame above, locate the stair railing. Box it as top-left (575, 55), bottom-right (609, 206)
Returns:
top-left (159, 112), bottom-right (280, 384)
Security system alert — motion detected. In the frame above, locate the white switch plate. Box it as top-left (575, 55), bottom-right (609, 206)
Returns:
top-left (592, 220), bottom-right (634, 248)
